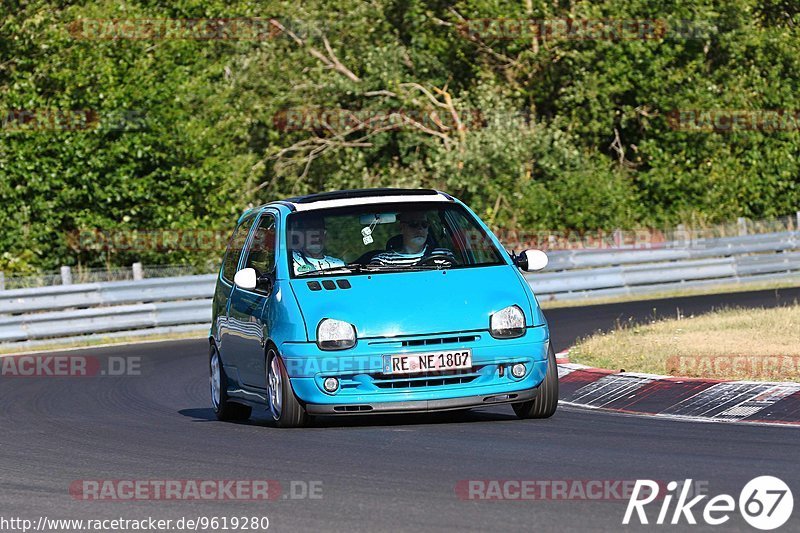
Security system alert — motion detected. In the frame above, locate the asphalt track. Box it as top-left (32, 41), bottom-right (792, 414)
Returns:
top-left (2, 287), bottom-right (799, 532)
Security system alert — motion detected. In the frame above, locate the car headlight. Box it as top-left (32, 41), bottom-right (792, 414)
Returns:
top-left (490, 305), bottom-right (526, 339)
top-left (316, 318), bottom-right (356, 350)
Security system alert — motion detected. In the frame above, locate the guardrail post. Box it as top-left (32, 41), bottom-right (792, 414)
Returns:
top-left (0, 271), bottom-right (4, 291)
top-left (613, 228), bottom-right (622, 248)
top-left (60, 266), bottom-right (72, 285)
top-left (796, 211), bottom-right (799, 230)
top-left (132, 262), bottom-right (143, 281)
top-left (675, 224), bottom-right (687, 247)
top-left (737, 217), bottom-right (748, 236)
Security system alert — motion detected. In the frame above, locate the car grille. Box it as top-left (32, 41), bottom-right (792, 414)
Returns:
top-left (401, 335), bottom-right (478, 347)
top-left (368, 335), bottom-right (479, 348)
top-left (371, 370), bottom-right (481, 389)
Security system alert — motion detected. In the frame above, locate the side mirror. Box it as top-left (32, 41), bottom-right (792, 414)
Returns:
top-left (233, 268), bottom-right (257, 290)
top-left (234, 267), bottom-right (274, 294)
top-left (514, 249), bottom-right (548, 272)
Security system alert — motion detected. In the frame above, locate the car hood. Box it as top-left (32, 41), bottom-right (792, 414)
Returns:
top-left (289, 265), bottom-right (535, 340)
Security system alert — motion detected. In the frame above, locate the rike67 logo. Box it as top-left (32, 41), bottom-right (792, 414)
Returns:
top-left (624, 476), bottom-right (793, 530)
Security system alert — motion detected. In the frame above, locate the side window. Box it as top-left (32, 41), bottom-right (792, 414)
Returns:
top-left (221, 214), bottom-right (257, 283)
top-left (244, 213), bottom-right (276, 274)
top-left (444, 209), bottom-right (502, 264)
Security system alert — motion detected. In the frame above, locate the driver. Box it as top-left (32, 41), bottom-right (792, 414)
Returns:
top-left (369, 211), bottom-right (455, 267)
top-left (291, 216), bottom-right (345, 274)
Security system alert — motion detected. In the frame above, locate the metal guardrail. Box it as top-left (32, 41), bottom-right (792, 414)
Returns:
top-left (0, 299), bottom-right (212, 343)
top-left (0, 231), bottom-right (798, 345)
top-left (0, 263), bottom-right (204, 291)
top-left (543, 231), bottom-right (800, 269)
top-left (0, 275), bottom-right (215, 315)
top-left (0, 275), bottom-right (215, 343)
top-left (527, 231), bottom-right (800, 300)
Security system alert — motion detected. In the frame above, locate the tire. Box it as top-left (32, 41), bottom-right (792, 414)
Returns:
top-left (210, 344), bottom-right (252, 421)
top-left (513, 344), bottom-right (559, 419)
top-left (267, 349), bottom-right (309, 428)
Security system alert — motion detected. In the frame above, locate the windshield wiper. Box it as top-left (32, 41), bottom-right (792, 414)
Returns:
top-left (295, 263), bottom-right (369, 277)
top-left (363, 263), bottom-right (450, 272)
top-left (296, 262), bottom-right (453, 277)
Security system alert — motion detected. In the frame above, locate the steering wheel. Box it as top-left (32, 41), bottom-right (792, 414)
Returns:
top-left (417, 255), bottom-right (455, 268)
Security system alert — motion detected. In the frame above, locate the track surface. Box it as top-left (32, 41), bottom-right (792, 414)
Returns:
top-left (2, 287), bottom-right (799, 532)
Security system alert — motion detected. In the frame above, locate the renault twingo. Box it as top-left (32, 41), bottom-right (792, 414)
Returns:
top-left (210, 189), bottom-right (556, 427)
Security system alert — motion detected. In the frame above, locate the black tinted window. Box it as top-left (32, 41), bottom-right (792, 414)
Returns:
top-left (221, 213), bottom-right (257, 282)
top-left (244, 214), bottom-right (277, 274)
top-left (286, 203), bottom-right (504, 277)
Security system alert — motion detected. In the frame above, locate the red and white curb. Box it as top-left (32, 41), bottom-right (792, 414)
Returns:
top-left (555, 352), bottom-right (800, 426)
top-left (555, 349), bottom-right (571, 365)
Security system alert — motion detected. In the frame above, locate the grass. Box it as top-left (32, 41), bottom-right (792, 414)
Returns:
top-left (538, 277), bottom-right (800, 309)
top-left (569, 303), bottom-right (800, 381)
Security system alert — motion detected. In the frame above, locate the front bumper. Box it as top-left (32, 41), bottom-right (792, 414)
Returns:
top-left (305, 387), bottom-right (538, 415)
top-left (280, 325), bottom-right (549, 413)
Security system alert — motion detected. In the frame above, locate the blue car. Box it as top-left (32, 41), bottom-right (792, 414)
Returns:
top-left (209, 188), bottom-right (556, 427)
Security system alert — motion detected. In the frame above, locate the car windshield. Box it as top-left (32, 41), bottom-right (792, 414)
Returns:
top-left (286, 202), bottom-right (505, 278)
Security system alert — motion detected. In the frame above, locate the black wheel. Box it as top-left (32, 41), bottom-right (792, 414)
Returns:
top-left (513, 344), bottom-right (559, 419)
top-left (210, 345), bottom-right (252, 421)
top-left (267, 349), bottom-right (309, 428)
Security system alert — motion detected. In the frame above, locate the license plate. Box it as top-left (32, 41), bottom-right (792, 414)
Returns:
top-left (383, 349), bottom-right (473, 375)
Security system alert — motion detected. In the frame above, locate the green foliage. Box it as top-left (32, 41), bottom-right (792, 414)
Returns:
top-left (0, 0), bottom-right (798, 271)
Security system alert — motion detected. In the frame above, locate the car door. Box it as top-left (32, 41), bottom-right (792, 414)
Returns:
top-left (217, 211), bottom-right (258, 382)
top-left (226, 210), bottom-right (278, 389)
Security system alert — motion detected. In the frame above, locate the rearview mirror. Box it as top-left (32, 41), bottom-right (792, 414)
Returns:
top-left (358, 213), bottom-right (397, 225)
top-left (233, 268), bottom-right (257, 290)
top-left (514, 249), bottom-right (548, 272)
